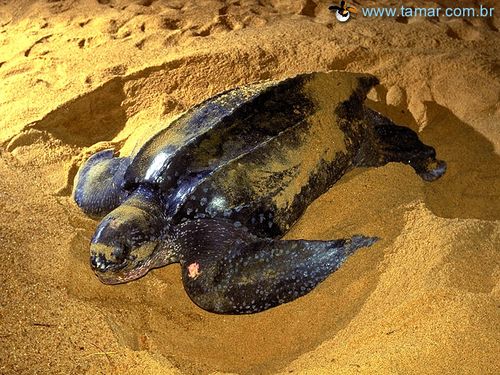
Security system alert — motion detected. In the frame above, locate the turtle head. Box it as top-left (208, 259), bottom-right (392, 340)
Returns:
top-left (89, 187), bottom-right (171, 284)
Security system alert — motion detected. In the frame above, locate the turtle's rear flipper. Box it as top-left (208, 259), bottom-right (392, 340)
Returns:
top-left (73, 150), bottom-right (131, 217)
top-left (173, 219), bottom-right (378, 314)
top-left (357, 108), bottom-right (446, 181)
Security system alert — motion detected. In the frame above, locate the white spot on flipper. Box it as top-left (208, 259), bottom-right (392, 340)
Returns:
top-left (187, 262), bottom-right (201, 279)
top-left (208, 196), bottom-right (227, 211)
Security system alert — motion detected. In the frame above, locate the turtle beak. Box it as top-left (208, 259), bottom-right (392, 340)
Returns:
top-left (90, 248), bottom-right (128, 273)
top-left (90, 242), bottom-right (159, 284)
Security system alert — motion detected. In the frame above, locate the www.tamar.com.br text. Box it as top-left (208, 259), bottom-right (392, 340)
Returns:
top-left (362, 5), bottom-right (494, 18)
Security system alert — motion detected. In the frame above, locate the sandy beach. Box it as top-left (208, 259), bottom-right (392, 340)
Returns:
top-left (0, 0), bottom-right (499, 374)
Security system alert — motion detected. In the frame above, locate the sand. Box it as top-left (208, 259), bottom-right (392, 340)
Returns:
top-left (0, 0), bottom-right (499, 374)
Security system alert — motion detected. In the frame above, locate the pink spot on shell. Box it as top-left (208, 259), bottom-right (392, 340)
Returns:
top-left (187, 262), bottom-right (201, 279)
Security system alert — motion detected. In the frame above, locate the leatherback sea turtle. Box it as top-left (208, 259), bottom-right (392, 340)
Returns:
top-left (73, 71), bottom-right (446, 314)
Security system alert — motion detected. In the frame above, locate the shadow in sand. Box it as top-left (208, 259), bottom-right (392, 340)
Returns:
top-left (420, 102), bottom-right (500, 221)
top-left (28, 77), bottom-right (127, 147)
top-left (368, 99), bottom-right (500, 221)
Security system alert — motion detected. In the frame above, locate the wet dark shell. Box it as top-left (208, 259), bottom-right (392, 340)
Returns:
top-left (122, 71), bottom-right (378, 237)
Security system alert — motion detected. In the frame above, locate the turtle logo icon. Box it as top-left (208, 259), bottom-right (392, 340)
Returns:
top-left (329, 1), bottom-right (358, 22)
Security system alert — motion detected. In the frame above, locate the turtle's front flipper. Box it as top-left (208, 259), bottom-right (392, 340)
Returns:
top-left (357, 108), bottom-right (446, 181)
top-left (73, 150), bottom-right (131, 217)
top-left (171, 219), bottom-right (378, 314)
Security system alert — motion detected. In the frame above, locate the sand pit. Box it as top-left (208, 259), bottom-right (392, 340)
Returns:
top-left (0, 1), bottom-right (499, 374)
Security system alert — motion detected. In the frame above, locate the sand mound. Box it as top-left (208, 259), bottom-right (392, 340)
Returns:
top-left (1, 1), bottom-right (498, 374)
